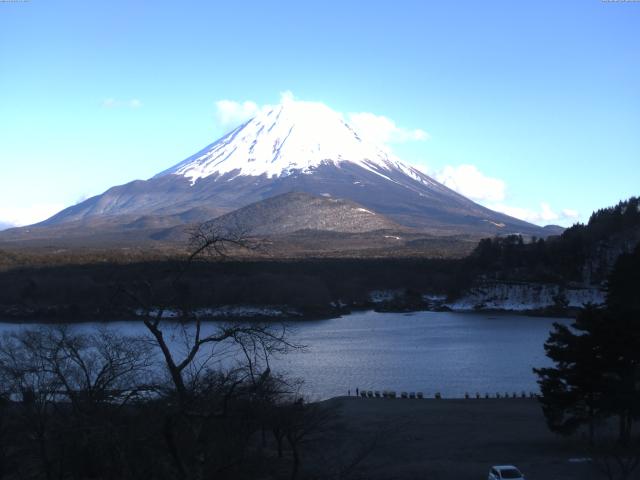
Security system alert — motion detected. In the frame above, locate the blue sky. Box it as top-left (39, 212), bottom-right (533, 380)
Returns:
top-left (0, 0), bottom-right (638, 228)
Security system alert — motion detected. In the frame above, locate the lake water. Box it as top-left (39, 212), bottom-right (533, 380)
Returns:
top-left (0, 310), bottom-right (569, 400)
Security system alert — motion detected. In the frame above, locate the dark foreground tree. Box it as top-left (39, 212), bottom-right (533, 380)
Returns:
top-left (601, 244), bottom-right (640, 447)
top-left (0, 224), bottom-right (345, 480)
top-left (0, 219), bottom-right (386, 480)
top-left (106, 224), bottom-right (314, 479)
top-left (0, 324), bottom-right (328, 480)
top-left (0, 327), bottom-right (154, 480)
top-left (126, 224), bottom-right (305, 480)
top-left (535, 244), bottom-right (640, 478)
top-left (535, 244), bottom-right (640, 445)
top-left (534, 304), bottom-right (608, 443)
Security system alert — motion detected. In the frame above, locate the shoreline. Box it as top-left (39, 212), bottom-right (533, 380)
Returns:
top-left (0, 303), bottom-right (575, 324)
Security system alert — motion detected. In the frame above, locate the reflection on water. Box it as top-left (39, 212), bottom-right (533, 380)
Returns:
top-left (0, 310), bottom-right (569, 400)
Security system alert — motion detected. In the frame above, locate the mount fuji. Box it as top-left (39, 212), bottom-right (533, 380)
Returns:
top-left (2, 98), bottom-right (557, 248)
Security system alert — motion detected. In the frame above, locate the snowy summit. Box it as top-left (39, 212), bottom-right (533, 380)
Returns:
top-left (157, 96), bottom-right (425, 184)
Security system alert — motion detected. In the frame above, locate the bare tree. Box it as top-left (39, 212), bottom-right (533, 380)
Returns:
top-left (272, 399), bottom-right (338, 480)
top-left (29, 327), bottom-right (153, 410)
top-left (115, 223), bottom-right (301, 480)
top-left (0, 224), bottom-right (308, 480)
top-left (0, 328), bottom-right (67, 480)
top-left (0, 327), bottom-right (154, 480)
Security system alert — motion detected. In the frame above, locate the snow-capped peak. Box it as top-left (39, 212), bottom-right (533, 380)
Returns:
top-left (157, 97), bottom-right (419, 184)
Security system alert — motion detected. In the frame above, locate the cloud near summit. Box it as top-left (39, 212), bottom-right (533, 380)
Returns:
top-left (434, 163), bottom-right (580, 226)
top-left (215, 99), bottom-right (261, 127)
top-left (490, 202), bottom-right (581, 225)
top-left (213, 92), bottom-right (429, 147)
top-left (435, 164), bottom-right (506, 203)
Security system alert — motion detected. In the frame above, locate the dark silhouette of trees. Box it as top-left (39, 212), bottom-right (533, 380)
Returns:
top-left (534, 305), bottom-right (608, 443)
top-left (114, 223), bottom-right (309, 480)
top-left (599, 245), bottom-right (640, 447)
top-left (0, 224), bottom-right (345, 480)
top-left (0, 327), bottom-right (155, 480)
top-left (467, 196), bottom-right (640, 285)
top-left (535, 243), bottom-right (640, 478)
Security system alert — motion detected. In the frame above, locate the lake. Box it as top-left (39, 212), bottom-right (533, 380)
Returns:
top-left (0, 310), bottom-right (569, 400)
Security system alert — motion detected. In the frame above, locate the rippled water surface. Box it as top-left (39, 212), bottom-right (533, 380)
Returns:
top-left (0, 310), bottom-right (569, 399)
top-left (277, 310), bottom-right (569, 399)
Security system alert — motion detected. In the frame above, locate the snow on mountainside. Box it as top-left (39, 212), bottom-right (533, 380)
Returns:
top-left (156, 97), bottom-right (429, 185)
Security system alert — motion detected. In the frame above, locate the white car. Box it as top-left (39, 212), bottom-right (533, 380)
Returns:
top-left (488, 465), bottom-right (525, 480)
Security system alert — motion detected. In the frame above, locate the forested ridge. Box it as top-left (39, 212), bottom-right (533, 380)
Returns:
top-left (0, 197), bottom-right (637, 320)
top-left (467, 197), bottom-right (640, 284)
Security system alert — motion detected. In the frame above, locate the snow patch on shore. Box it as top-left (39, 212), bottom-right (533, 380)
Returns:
top-left (369, 290), bottom-right (405, 303)
top-left (448, 283), bottom-right (605, 312)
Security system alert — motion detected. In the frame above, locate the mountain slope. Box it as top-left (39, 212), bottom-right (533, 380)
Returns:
top-left (158, 191), bottom-right (402, 239)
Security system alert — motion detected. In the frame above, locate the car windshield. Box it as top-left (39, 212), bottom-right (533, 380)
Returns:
top-left (500, 468), bottom-right (522, 479)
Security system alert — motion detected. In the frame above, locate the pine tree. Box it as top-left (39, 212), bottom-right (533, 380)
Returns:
top-left (534, 244), bottom-right (640, 445)
top-left (534, 305), bottom-right (607, 443)
top-left (601, 245), bottom-right (640, 445)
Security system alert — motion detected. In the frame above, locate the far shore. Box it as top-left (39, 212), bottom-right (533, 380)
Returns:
top-left (0, 304), bottom-right (575, 324)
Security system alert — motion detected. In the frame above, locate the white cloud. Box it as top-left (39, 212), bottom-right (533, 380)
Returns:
top-left (102, 98), bottom-right (117, 108)
top-left (279, 90), bottom-right (295, 103)
top-left (562, 208), bottom-right (580, 219)
top-left (0, 203), bottom-right (65, 228)
top-left (214, 99), bottom-right (260, 127)
top-left (213, 91), bottom-right (429, 147)
top-left (213, 91), bottom-right (296, 129)
top-left (435, 164), bottom-right (506, 202)
top-left (101, 98), bottom-right (143, 109)
top-left (431, 163), bottom-right (580, 226)
top-left (346, 112), bottom-right (429, 145)
top-left (490, 202), bottom-right (581, 225)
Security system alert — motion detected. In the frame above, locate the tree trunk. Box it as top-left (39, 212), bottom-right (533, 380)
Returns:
top-left (618, 412), bottom-right (632, 446)
top-left (39, 436), bottom-right (53, 480)
top-left (588, 402), bottom-right (595, 446)
top-left (144, 321), bottom-right (188, 403)
top-left (192, 422), bottom-right (209, 480)
top-left (273, 429), bottom-right (284, 458)
top-left (286, 433), bottom-right (299, 480)
top-left (163, 414), bottom-right (187, 479)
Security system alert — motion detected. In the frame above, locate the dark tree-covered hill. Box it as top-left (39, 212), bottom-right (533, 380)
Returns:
top-left (466, 197), bottom-right (640, 285)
